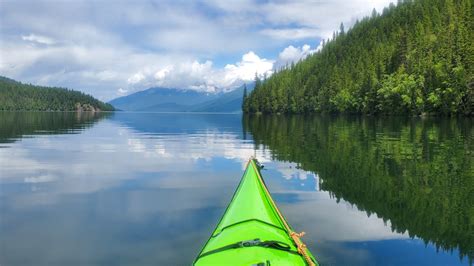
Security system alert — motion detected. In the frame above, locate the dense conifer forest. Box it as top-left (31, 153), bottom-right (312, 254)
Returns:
top-left (244, 0), bottom-right (473, 116)
top-left (0, 76), bottom-right (114, 111)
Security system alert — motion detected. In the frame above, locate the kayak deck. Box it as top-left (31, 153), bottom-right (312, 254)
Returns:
top-left (194, 159), bottom-right (318, 266)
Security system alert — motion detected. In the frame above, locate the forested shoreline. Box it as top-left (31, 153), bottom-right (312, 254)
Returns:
top-left (244, 0), bottom-right (473, 116)
top-left (0, 76), bottom-right (115, 112)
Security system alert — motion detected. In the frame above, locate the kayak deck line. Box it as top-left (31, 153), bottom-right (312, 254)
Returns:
top-left (194, 158), bottom-right (318, 266)
top-left (249, 158), bottom-right (317, 266)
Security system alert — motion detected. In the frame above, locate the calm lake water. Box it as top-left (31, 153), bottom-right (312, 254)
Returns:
top-left (0, 112), bottom-right (472, 265)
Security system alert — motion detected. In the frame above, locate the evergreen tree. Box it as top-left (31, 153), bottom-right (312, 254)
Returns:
top-left (339, 22), bottom-right (345, 35)
top-left (242, 83), bottom-right (248, 111)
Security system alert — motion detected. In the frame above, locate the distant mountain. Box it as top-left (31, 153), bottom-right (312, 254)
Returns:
top-left (190, 83), bottom-right (255, 112)
top-left (109, 83), bottom-right (254, 113)
top-left (109, 87), bottom-right (218, 111)
top-left (0, 76), bottom-right (114, 111)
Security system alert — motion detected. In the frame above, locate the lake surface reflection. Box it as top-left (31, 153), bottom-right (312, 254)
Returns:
top-left (0, 112), bottom-right (472, 265)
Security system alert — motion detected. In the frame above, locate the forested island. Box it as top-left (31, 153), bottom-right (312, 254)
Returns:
top-left (244, 0), bottom-right (473, 116)
top-left (0, 76), bottom-right (114, 112)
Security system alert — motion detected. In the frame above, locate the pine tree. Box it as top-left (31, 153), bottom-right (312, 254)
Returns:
top-left (242, 83), bottom-right (248, 111)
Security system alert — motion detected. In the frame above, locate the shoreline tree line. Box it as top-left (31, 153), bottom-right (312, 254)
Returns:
top-left (244, 0), bottom-right (473, 116)
top-left (0, 76), bottom-right (114, 111)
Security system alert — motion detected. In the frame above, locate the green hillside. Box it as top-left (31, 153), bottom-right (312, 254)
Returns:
top-left (0, 77), bottom-right (114, 111)
top-left (244, 0), bottom-right (473, 116)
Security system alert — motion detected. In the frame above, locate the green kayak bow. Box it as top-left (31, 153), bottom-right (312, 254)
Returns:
top-left (194, 158), bottom-right (318, 266)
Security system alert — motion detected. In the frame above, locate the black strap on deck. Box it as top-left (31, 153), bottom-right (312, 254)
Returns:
top-left (196, 238), bottom-right (300, 260)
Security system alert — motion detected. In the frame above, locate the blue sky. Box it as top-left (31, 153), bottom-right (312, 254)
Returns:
top-left (0, 0), bottom-right (394, 101)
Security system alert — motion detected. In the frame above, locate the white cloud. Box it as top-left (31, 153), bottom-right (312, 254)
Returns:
top-left (117, 88), bottom-right (128, 95)
top-left (21, 34), bottom-right (56, 45)
top-left (154, 66), bottom-right (172, 80)
top-left (127, 72), bottom-right (146, 84)
top-left (274, 44), bottom-right (316, 70)
top-left (124, 51), bottom-right (274, 93)
top-left (222, 51), bottom-right (274, 86)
